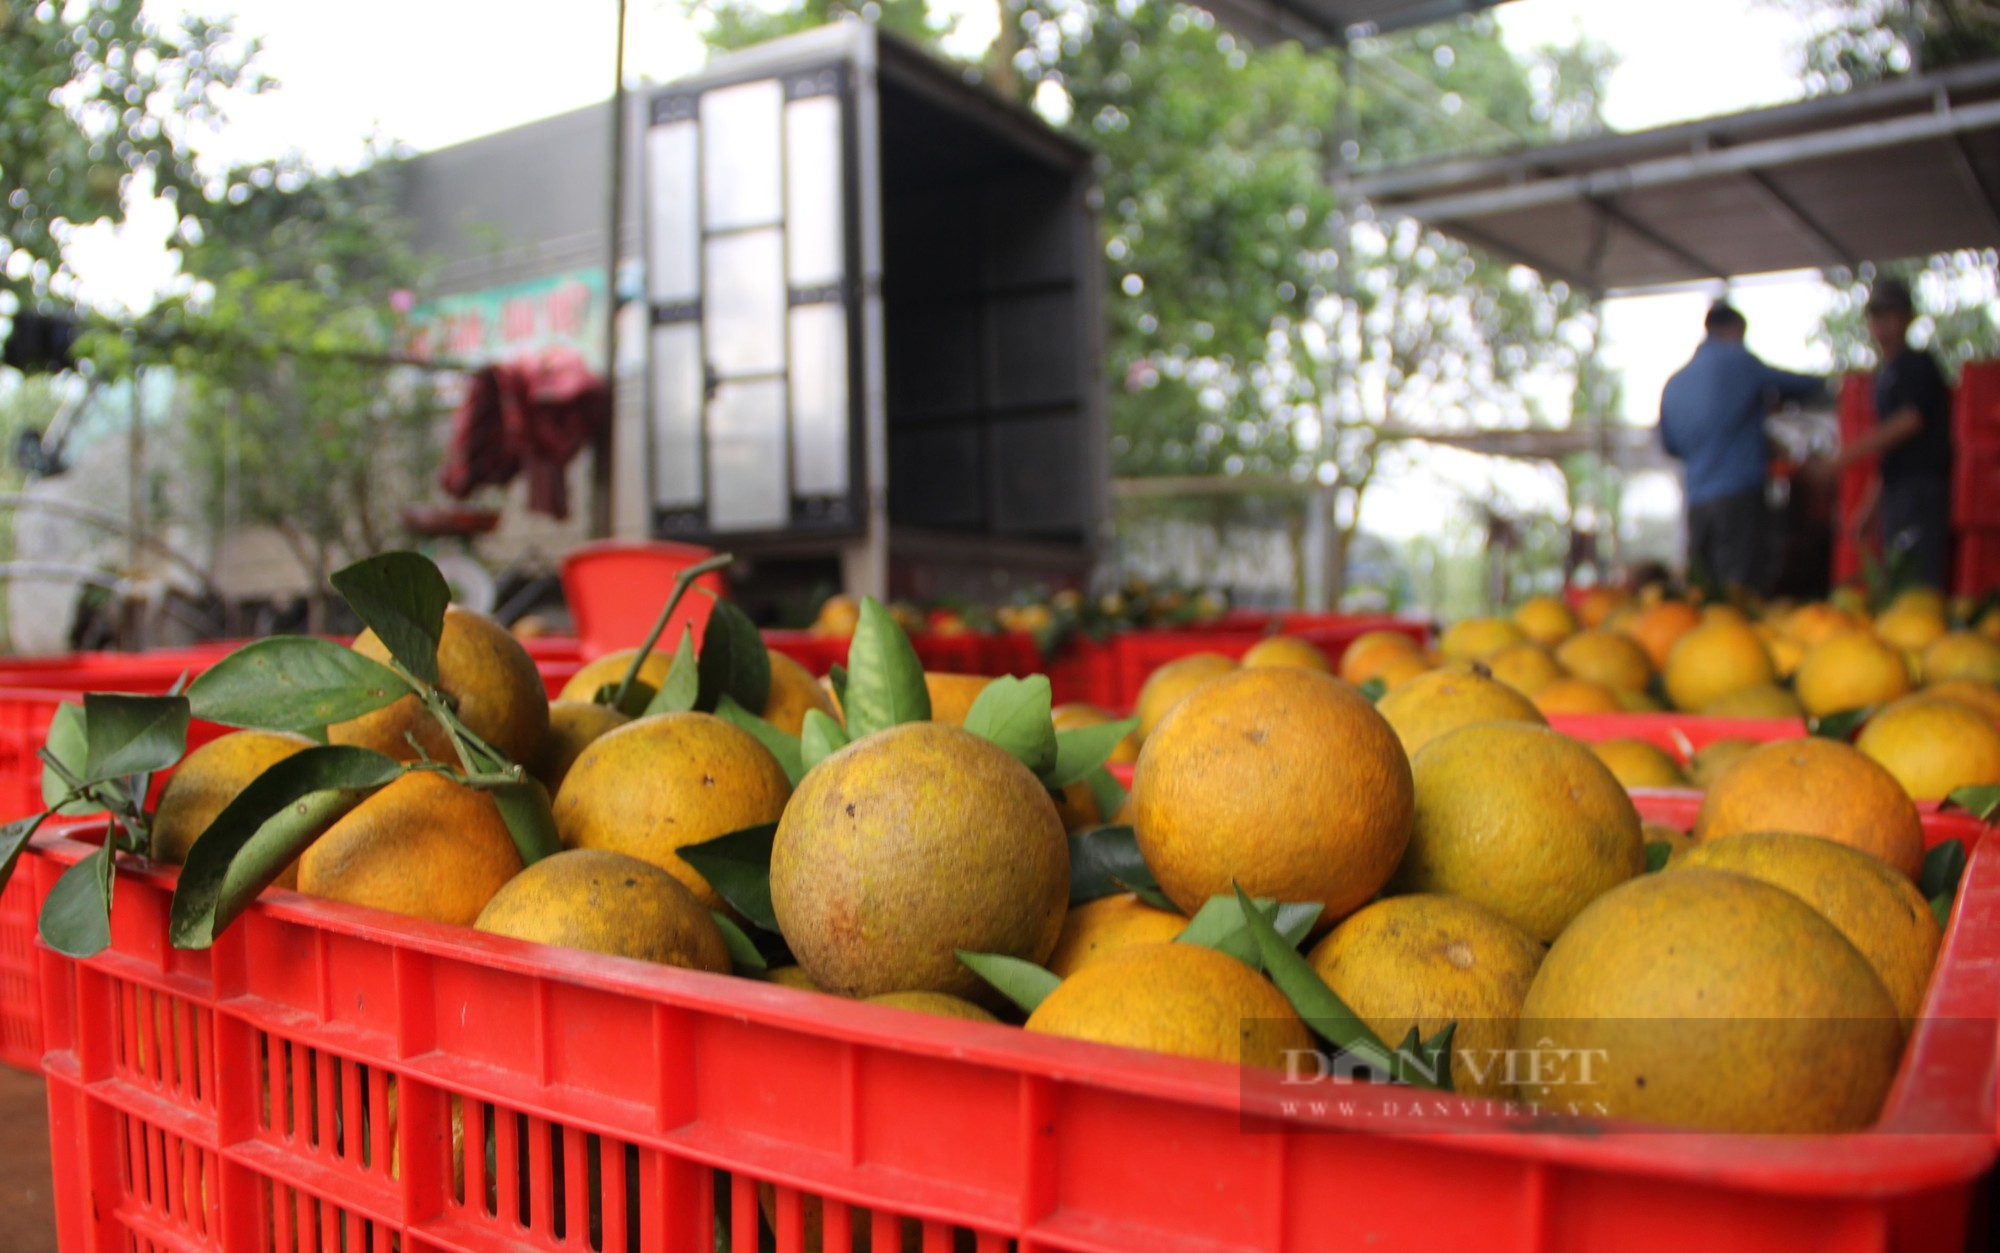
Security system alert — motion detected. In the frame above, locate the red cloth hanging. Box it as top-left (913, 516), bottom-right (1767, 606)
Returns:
top-left (439, 348), bottom-right (607, 520)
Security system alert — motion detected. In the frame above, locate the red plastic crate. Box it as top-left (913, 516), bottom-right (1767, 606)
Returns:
top-left (1545, 712), bottom-right (1807, 763)
top-left (15, 800), bottom-right (1997, 1253)
top-left (1952, 359), bottom-right (2000, 447)
top-left (1044, 635), bottom-right (1119, 707)
top-left (560, 540), bottom-right (727, 660)
top-left (1956, 529), bottom-right (2000, 597)
top-left (981, 632), bottom-right (1046, 679)
top-left (1953, 443), bottom-right (2000, 529)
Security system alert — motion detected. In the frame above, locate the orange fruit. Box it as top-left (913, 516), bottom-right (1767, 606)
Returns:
top-left (1512, 595), bottom-right (1578, 647)
top-left (473, 848), bottom-right (731, 972)
top-left (151, 729), bottom-right (317, 885)
top-left (555, 648), bottom-right (672, 705)
top-left (1438, 617), bottom-right (1527, 662)
top-left (531, 700), bottom-right (631, 795)
top-left (1516, 869), bottom-right (1902, 1133)
top-left (1916, 680), bottom-right (2000, 722)
top-left (1589, 738), bottom-right (1689, 789)
top-left (1554, 630), bottom-right (1653, 693)
top-left (1783, 603), bottom-right (1858, 649)
top-left (553, 712), bottom-right (793, 910)
top-left (770, 722), bottom-right (1067, 1000)
top-left (1133, 652), bottom-right (1237, 745)
top-left (1485, 643), bottom-right (1564, 697)
top-left (1024, 943), bottom-right (1311, 1069)
top-left (1242, 636), bottom-right (1332, 672)
top-left (1855, 695), bottom-right (2000, 800)
top-left (1662, 619), bottom-right (1775, 713)
top-left (330, 606), bottom-right (549, 768)
top-left (1392, 721), bottom-right (1644, 942)
top-left (1922, 633), bottom-right (2000, 687)
top-left (1132, 668), bottom-right (1412, 922)
top-left (1046, 893), bottom-right (1188, 977)
top-left (1532, 677), bottom-right (1623, 715)
top-left (1052, 702), bottom-right (1139, 764)
top-left (297, 771), bottom-right (522, 926)
top-left (763, 651), bottom-right (840, 736)
top-left (1575, 587), bottom-right (1625, 629)
top-left (1337, 630), bottom-right (1422, 686)
top-left (1795, 631), bottom-right (1911, 718)
top-left (924, 672), bottom-right (995, 728)
top-left (1375, 666), bottom-right (1546, 757)
top-left (1628, 601), bottom-right (1702, 669)
top-left (1694, 738), bottom-right (1924, 879)
top-left (1306, 894), bottom-right (1542, 1099)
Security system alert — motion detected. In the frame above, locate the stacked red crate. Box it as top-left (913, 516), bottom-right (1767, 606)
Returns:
top-left (1831, 372), bottom-right (1878, 588)
top-left (1952, 360), bottom-right (2000, 594)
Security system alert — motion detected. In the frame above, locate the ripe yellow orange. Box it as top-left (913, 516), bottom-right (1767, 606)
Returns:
top-left (1371, 650), bottom-right (1434, 691)
top-left (1874, 603), bottom-right (1948, 654)
top-left (1438, 617), bottom-right (1527, 662)
top-left (1485, 643), bottom-right (1564, 697)
top-left (1241, 635), bottom-right (1332, 672)
top-left (1628, 601), bottom-right (1702, 669)
top-left (531, 700), bottom-right (631, 795)
top-left (1024, 943), bottom-right (1311, 1069)
top-left (553, 712), bottom-right (793, 911)
top-left (298, 772), bottom-right (522, 926)
top-left (1783, 603), bottom-right (1858, 649)
top-left (473, 848), bottom-right (731, 973)
top-left (151, 729), bottom-right (317, 886)
top-left (1392, 721), bottom-right (1645, 942)
top-left (1337, 630), bottom-right (1422, 686)
top-left (1306, 894), bottom-right (1543, 1099)
top-left (1922, 632), bottom-right (2000, 687)
top-left (1516, 869), bottom-right (1902, 1132)
top-left (1512, 595), bottom-right (1578, 647)
top-left (1855, 695), bottom-right (2000, 800)
top-left (924, 672), bottom-right (995, 728)
top-left (1375, 666), bottom-right (1546, 757)
top-left (1132, 668), bottom-right (1412, 922)
top-left (1553, 630), bottom-right (1654, 693)
top-left (763, 651), bottom-right (839, 736)
top-left (1675, 833), bottom-right (1940, 1025)
top-left (1532, 677), bottom-right (1624, 715)
top-left (1794, 631), bottom-right (1911, 718)
top-left (555, 649), bottom-right (672, 705)
top-left (771, 722), bottom-right (1067, 1000)
top-left (1917, 680), bottom-right (2000, 723)
top-left (330, 607), bottom-right (549, 768)
top-left (1045, 893), bottom-right (1189, 977)
top-left (1662, 619), bottom-right (1775, 713)
top-left (1700, 684), bottom-right (1804, 719)
top-left (1133, 652), bottom-right (1238, 745)
top-left (1588, 738), bottom-right (1689, 789)
top-left (1694, 738), bottom-right (1925, 879)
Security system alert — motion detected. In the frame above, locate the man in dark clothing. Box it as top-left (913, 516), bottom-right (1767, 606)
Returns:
top-left (1659, 303), bottom-right (1826, 594)
top-left (1818, 280), bottom-right (1954, 587)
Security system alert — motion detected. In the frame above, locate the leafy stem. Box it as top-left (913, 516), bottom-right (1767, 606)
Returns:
top-left (610, 552), bottom-right (736, 710)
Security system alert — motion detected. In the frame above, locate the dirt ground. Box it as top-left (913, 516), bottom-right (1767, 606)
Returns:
top-left (0, 1065), bottom-right (56, 1253)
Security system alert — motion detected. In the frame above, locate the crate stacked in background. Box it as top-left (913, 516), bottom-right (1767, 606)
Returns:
top-left (17, 803), bottom-right (2000, 1253)
top-left (1953, 360), bottom-right (2000, 593)
top-left (1831, 371), bottom-right (1878, 588)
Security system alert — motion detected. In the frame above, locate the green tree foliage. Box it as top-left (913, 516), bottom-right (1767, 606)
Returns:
top-left (1012, 3), bottom-right (1609, 588)
top-left (81, 155), bottom-right (442, 628)
top-left (0, 0), bottom-right (264, 302)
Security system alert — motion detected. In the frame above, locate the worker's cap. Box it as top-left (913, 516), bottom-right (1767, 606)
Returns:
top-left (1865, 278), bottom-right (1915, 314)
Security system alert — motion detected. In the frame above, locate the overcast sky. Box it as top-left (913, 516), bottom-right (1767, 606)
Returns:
top-left (71, 0), bottom-right (1857, 544)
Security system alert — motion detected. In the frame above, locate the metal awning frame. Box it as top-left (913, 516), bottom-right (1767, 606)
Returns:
top-left (1341, 59), bottom-right (2000, 294)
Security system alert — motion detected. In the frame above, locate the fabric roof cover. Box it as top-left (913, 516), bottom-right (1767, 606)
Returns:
top-left (1341, 61), bottom-right (2000, 293)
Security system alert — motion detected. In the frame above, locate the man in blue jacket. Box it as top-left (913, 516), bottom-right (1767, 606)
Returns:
top-left (1659, 303), bottom-right (1826, 594)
